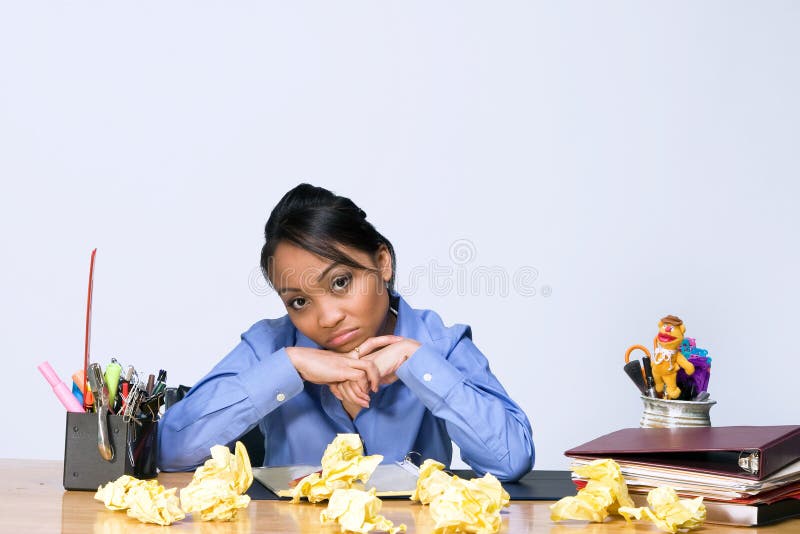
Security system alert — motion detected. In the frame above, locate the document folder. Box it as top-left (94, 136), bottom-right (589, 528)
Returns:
top-left (249, 468), bottom-right (575, 501)
top-left (253, 462), bottom-right (420, 499)
top-left (565, 426), bottom-right (800, 480)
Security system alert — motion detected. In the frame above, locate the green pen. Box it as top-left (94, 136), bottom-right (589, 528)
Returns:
top-left (104, 358), bottom-right (122, 409)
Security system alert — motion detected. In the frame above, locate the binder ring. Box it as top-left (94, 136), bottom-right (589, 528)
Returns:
top-left (738, 450), bottom-right (760, 475)
top-left (404, 451), bottom-right (423, 466)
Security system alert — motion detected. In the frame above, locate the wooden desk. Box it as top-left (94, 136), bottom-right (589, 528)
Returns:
top-left (1, 459), bottom-right (797, 533)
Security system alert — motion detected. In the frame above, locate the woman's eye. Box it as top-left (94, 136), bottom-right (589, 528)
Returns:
top-left (332, 274), bottom-right (351, 291)
top-left (289, 297), bottom-right (307, 310)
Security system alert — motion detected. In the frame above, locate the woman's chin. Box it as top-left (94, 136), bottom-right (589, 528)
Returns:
top-left (323, 340), bottom-right (358, 354)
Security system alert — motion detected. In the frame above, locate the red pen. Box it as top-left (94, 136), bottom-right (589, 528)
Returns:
top-left (120, 381), bottom-right (129, 414)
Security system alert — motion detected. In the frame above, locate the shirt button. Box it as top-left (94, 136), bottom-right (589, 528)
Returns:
top-left (276, 393), bottom-right (286, 402)
top-left (423, 373), bottom-right (432, 382)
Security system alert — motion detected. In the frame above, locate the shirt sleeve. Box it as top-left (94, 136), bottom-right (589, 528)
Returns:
top-left (158, 339), bottom-right (304, 471)
top-left (395, 330), bottom-right (535, 481)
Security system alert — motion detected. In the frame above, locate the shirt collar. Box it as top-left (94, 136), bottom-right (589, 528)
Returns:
top-left (393, 291), bottom-right (434, 345)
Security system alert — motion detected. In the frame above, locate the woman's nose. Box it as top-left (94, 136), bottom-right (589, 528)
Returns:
top-left (317, 299), bottom-right (345, 328)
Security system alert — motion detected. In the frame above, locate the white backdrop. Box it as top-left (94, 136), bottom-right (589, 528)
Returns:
top-left (2, 2), bottom-right (798, 470)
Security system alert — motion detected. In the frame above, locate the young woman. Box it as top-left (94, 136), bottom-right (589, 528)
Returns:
top-left (158, 184), bottom-right (534, 481)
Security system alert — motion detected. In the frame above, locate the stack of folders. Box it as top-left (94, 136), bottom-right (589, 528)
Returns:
top-left (565, 426), bottom-right (800, 526)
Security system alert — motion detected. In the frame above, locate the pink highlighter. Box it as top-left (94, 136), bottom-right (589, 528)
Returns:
top-left (38, 361), bottom-right (86, 412)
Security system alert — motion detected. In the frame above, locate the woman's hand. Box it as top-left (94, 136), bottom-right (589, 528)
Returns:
top-left (328, 336), bottom-right (421, 407)
top-left (285, 347), bottom-right (380, 399)
top-left (361, 338), bottom-right (421, 385)
top-left (327, 336), bottom-right (404, 408)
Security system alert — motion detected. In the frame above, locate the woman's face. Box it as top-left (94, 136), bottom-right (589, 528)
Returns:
top-left (270, 241), bottom-right (393, 353)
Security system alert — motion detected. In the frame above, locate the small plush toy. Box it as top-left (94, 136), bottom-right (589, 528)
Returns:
top-left (676, 338), bottom-right (712, 400)
top-left (651, 315), bottom-right (695, 399)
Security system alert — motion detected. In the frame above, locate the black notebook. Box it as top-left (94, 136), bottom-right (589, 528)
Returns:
top-left (706, 499), bottom-right (800, 527)
top-left (631, 493), bottom-right (800, 526)
top-left (247, 468), bottom-right (574, 501)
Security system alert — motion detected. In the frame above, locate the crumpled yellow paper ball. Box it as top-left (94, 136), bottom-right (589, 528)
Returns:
top-left (125, 484), bottom-right (186, 526)
top-left (94, 475), bottom-right (185, 526)
top-left (550, 458), bottom-right (634, 523)
top-left (428, 474), bottom-right (510, 534)
top-left (94, 475), bottom-right (143, 511)
top-left (619, 486), bottom-right (706, 533)
top-left (321, 487), bottom-right (407, 534)
top-left (321, 433), bottom-right (367, 467)
top-left (411, 458), bottom-right (510, 533)
top-left (180, 440), bottom-right (253, 521)
top-left (410, 459), bottom-right (453, 505)
top-left (291, 433), bottom-right (383, 503)
top-left (191, 440), bottom-right (253, 494)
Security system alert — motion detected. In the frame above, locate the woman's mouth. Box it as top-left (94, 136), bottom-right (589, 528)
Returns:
top-left (327, 328), bottom-right (360, 348)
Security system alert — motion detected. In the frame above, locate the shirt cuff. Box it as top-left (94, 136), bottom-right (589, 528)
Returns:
top-left (396, 343), bottom-right (464, 408)
top-left (237, 347), bottom-right (304, 415)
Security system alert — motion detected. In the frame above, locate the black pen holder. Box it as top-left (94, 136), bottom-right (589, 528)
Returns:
top-left (63, 412), bottom-right (158, 490)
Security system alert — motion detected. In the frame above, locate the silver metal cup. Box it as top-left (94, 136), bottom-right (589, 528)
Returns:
top-left (640, 395), bottom-right (716, 428)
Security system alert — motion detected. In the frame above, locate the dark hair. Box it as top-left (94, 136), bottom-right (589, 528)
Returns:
top-left (260, 184), bottom-right (397, 291)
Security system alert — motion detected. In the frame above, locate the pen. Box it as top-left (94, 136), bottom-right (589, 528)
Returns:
top-left (623, 359), bottom-right (646, 395)
top-left (152, 369), bottom-right (167, 397)
top-left (120, 381), bottom-right (129, 414)
top-left (146, 374), bottom-right (155, 396)
top-left (116, 365), bottom-right (136, 414)
top-left (71, 382), bottom-right (84, 406)
top-left (72, 370), bottom-right (93, 410)
top-left (104, 359), bottom-right (122, 408)
top-left (38, 361), bottom-right (85, 413)
top-left (123, 365), bottom-right (136, 383)
top-left (642, 356), bottom-right (657, 398)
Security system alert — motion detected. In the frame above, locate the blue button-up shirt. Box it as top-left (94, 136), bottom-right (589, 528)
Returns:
top-left (158, 294), bottom-right (535, 481)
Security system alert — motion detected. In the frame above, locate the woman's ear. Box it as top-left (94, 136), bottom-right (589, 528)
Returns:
top-left (375, 245), bottom-right (393, 284)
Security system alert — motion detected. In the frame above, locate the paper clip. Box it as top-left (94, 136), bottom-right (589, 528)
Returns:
top-left (123, 383), bottom-right (143, 424)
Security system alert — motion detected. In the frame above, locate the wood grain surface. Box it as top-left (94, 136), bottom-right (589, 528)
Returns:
top-left (1, 460), bottom-right (797, 533)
